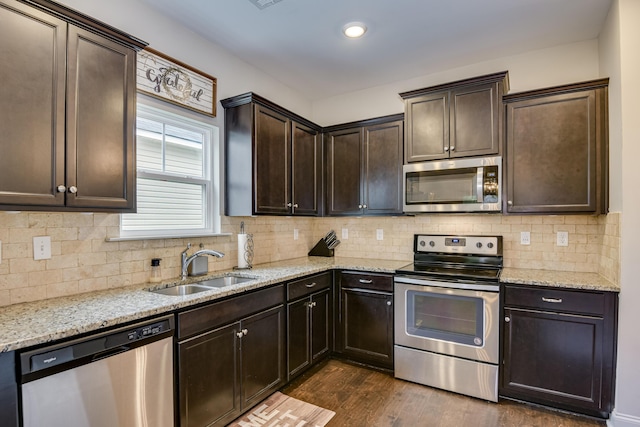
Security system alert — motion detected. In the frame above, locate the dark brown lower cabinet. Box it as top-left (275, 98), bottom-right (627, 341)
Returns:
top-left (0, 352), bottom-right (18, 427)
top-left (177, 286), bottom-right (285, 427)
top-left (336, 271), bottom-right (394, 369)
top-left (287, 288), bottom-right (332, 380)
top-left (501, 284), bottom-right (618, 418)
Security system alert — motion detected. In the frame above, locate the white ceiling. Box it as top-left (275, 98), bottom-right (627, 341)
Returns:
top-left (141, 0), bottom-right (612, 101)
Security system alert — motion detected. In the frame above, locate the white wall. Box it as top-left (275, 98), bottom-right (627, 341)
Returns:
top-left (311, 40), bottom-right (600, 126)
top-left (602, 1), bottom-right (640, 426)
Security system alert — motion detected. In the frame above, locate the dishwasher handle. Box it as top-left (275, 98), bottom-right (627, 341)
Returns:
top-left (91, 345), bottom-right (131, 362)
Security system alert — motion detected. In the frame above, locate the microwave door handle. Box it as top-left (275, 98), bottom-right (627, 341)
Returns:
top-left (476, 167), bottom-right (484, 202)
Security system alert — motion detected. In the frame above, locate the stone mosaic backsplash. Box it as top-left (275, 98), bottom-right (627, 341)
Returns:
top-left (0, 211), bottom-right (620, 306)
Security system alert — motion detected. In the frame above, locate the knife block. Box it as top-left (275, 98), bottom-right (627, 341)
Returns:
top-left (308, 239), bottom-right (334, 257)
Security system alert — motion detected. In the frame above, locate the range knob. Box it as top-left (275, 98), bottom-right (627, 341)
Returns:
top-left (476, 242), bottom-right (483, 249)
top-left (419, 240), bottom-right (426, 247)
top-left (487, 242), bottom-right (494, 249)
top-left (429, 241), bottom-right (435, 247)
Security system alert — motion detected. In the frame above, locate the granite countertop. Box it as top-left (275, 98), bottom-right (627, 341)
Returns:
top-left (0, 256), bottom-right (619, 353)
top-left (0, 256), bottom-right (406, 353)
top-left (500, 267), bottom-right (620, 292)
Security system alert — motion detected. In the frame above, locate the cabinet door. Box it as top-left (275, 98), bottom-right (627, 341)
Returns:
top-left (340, 288), bottom-right (393, 369)
top-left (404, 92), bottom-right (449, 162)
top-left (450, 83), bottom-right (500, 158)
top-left (310, 288), bottom-right (331, 362)
top-left (287, 298), bottom-right (311, 379)
top-left (292, 121), bottom-right (321, 215)
top-left (363, 120), bottom-right (403, 215)
top-left (505, 90), bottom-right (599, 213)
top-left (254, 105), bottom-right (291, 214)
top-left (178, 322), bottom-right (241, 427)
top-left (240, 305), bottom-right (285, 410)
top-left (326, 127), bottom-right (363, 215)
top-left (66, 25), bottom-right (136, 210)
top-left (502, 308), bottom-right (605, 413)
top-left (0, 0), bottom-right (66, 207)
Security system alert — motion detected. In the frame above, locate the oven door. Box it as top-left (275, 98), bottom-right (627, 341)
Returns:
top-left (394, 277), bottom-right (499, 364)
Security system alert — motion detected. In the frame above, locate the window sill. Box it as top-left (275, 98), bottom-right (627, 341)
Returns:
top-left (106, 232), bottom-right (232, 242)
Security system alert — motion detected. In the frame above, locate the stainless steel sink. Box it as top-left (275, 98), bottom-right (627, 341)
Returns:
top-left (149, 275), bottom-right (257, 296)
top-left (151, 284), bottom-right (218, 296)
top-left (196, 275), bottom-right (255, 288)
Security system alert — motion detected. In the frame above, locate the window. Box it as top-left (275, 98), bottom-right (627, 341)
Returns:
top-left (121, 104), bottom-right (220, 238)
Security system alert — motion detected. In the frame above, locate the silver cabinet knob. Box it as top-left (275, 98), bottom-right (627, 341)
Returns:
top-left (241, 328), bottom-right (248, 336)
top-left (236, 331), bottom-right (243, 338)
top-left (287, 202), bottom-right (293, 207)
top-left (386, 301), bottom-right (392, 306)
top-left (444, 146), bottom-right (449, 152)
top-left (505, 316), bottom-right (511, 323)
top-left (507, 201), bottom-right (513, 206)
top-left (57, 185), bottom-right (66, 193)
top-left (363, 204), bottom-right (367, 209)
top-left (358, 204), bottom-right (363, 209)
top-left (450, 146), bottom-right (455, 151)
top-left (68, 186), bottom-right (78, 194)
top-left (293, 203), bottom-right (298, 208)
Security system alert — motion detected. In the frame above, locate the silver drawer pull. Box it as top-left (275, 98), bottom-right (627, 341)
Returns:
top-left (542, 297), bottom-right (563, 304)
top-left (358, 279), bottom-right (373, 284)
top-left (305, 282), bottom-right (317, 288)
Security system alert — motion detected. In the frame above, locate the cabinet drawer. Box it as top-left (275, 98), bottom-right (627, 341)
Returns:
top-left (287, 272), bottom-right (331, 301)
top-left (504, 285), bottom-right (605, 316)
top-left (340, 271), bottom-right (393, 292)
top-left (178, 284), bottom-right (284, 339)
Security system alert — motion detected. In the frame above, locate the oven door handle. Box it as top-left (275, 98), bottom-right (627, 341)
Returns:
top-left (394, 275), bottom-right (499, 292)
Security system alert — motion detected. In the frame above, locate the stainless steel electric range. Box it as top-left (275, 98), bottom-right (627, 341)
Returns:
top-left (394, 234), bottom-right (503, 402)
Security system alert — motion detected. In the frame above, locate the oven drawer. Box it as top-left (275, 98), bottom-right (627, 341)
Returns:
top-left (287, 272), bottom-right (331, 301)
top-left (340, 271), bottom-right (393, 292)
top-left (503, 284), bottom-right (605, 316)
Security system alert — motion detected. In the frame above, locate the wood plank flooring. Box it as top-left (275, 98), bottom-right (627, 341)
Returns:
top-left (281, 359), bottom-right (606, 427)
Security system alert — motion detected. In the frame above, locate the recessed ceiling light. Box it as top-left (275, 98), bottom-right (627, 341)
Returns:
top-left (343, 22), bottom-right (367, 38)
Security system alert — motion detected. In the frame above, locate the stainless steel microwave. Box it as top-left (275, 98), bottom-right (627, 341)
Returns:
top-left (403, 156), bottom-right (502, 213)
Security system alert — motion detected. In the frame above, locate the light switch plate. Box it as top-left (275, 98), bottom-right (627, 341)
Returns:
top-left (33, 236), bottom-right (52, 260)
top-left (342, 228), bottom-right (348, 239)
top-left (557, 231), bottom-right (569, 247)
top-left (293, 229), bottom-right (299, 240)
top-left (376, 229), bottom-right (384, 241)
top-left (520, 231), bottom-right (531, 245)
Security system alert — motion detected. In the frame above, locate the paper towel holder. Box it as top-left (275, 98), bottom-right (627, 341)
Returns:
top-left (235, 223), bottom-right (254, 270)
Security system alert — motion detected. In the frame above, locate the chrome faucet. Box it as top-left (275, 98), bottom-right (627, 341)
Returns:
top-left (181, 243), bottom-right (225, 280)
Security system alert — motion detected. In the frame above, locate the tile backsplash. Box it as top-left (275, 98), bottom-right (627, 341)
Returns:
top-left (0, 211), bottom-right (620, 306)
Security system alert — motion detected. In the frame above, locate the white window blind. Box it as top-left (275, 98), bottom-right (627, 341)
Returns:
top-left (121, 104), bottom-right (219, 237)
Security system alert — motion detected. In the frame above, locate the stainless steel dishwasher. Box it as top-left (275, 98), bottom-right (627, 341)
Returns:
top-left (19, 315), bottom-right (175, 427)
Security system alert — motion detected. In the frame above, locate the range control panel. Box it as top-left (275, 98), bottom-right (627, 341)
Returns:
top-left (415, 234), bottom-right (502, 256)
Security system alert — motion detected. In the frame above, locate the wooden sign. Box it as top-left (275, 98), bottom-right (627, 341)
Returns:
top-left (137, 47), bottom-right (217, 117)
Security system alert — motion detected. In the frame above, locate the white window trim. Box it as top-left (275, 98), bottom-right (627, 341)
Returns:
top-left (116, 102), bottom-right (223, 240)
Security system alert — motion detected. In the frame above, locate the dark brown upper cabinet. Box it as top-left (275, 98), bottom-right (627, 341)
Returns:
top-left (222, 93), bottom-right (322, 216)
top-left (325, 115), bottom-right (404, 216)
top-left (400, 71), bottom-right (509, 163)
top-left (0, 0), bottom-right (146, 212)
top-left (504, 79), bottom-right (609, 214)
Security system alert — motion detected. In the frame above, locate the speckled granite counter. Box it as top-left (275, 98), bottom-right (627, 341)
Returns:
top-left (500, 267), bottom-right (620, 292)
top-left (0, 256), bottom-right (407, 353)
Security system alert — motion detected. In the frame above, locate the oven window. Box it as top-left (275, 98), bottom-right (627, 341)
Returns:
top-left (406, 290), bottom-right (484, 346)
top-left (405, 168), bottom-right (478, 204)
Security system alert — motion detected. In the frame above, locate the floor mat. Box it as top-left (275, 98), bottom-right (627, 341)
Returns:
top-left (228, 391), bottom-right (336, 427)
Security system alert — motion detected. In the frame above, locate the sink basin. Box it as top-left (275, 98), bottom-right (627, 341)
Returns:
top-left (196, 275), bottom-right (255, 288)
top-left (151, 284), bottom-right (217, 296)
top-left (149, 275), bottom-right (257, 296)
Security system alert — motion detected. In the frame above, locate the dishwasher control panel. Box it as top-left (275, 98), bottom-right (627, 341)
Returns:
top-left (21, 315), bottom-right (174, 376)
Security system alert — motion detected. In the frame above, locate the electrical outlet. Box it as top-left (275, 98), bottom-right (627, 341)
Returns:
top-left (293, 229), bottom-right (299, 240)
top-left (376, 229), bottom-right (384, 241)
top-left (342, 228), bottom-right (349, 239)
top-left (520, 231), bottom-right (531, 245)
top-left (33, 236), bottom-right (52, 260)
top-left (557, 231), bottom-right (569, 247)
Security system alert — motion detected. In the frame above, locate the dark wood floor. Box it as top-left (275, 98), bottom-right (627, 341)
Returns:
top-left (281, 359), bottom-right (606, 427)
